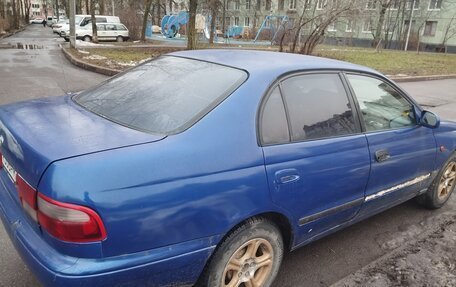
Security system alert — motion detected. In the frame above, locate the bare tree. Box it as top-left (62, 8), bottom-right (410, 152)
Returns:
top-left (141, 0), bottom-right (153, 41)
top-left (207, 0), bottom-right (221, 44)
top-left (187, 0), bottom-right (197, 49)
top-left (373, 0), bottom-right (396, 47)
top-left (442, 13), bottom-right (456, 53)
top-left (90, 0), bottom-right (98, 42)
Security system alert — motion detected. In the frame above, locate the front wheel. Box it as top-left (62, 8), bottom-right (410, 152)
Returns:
top-left (116, 36), bottom-right (124, 42)
top-left (83, 35), bottom-right (91, 42)
top-left (198, 218), bottom-right (284, 287)
top-left (417, 154), bottom-right (456, 209)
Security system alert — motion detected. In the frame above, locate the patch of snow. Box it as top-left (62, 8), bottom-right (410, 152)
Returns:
top-left (77, 49), bottom-right (90, 54)
top-left (75, 40), bottom-right (114, 47)
top-left (83, 55), bottom-right (107, 60)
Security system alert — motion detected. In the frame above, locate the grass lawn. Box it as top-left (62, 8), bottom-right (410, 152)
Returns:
top-left (67, 44), bottom-right (456, 76)
top-left (315, 46), bottom-right (456, 76)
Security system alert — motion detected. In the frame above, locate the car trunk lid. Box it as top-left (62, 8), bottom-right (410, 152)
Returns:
top-left (0, 95), bottom-right (165, 190)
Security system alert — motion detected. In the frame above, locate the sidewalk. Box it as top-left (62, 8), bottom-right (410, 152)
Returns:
top-left (332, 213), bottom-right (456, 287)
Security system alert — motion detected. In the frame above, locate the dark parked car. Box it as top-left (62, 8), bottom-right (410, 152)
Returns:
top-left (0, 50), bottom-right (455, 287)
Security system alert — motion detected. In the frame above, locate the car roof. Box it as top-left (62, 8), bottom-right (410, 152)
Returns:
top-left (168, 49), bottom-right (381, 78)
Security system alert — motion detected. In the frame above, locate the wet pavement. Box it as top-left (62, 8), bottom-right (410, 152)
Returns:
top-left (0, 25), bottom-right (456, 287)
top-left (0, 24), bottom-right (107, 106)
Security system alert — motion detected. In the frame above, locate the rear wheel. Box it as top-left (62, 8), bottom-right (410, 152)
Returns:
top-left (198, 218), bottom-right (283, 287)
top-left (116, 36), bottom-right (124, 42)
top-left (417, 153), bottom-right (456, 209)
top-left (83, 35), bottom-right (91, 42)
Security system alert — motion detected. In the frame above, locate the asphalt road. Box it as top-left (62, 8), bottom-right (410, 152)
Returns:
top-left (0, 25), bottom-right (455, 287)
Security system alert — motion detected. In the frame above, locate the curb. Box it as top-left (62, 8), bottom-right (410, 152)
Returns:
top-left (391, 74), bottom-right (456, 82)
top-left (61, 46), bottom-right (121, 76)
top-left (0, 26), bottom-right (26, 39)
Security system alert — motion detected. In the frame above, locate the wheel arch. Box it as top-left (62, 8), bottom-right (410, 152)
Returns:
top-left (195, 211), bottom-right (293, 286)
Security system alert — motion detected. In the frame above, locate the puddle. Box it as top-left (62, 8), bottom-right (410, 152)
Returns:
top-left (0, 43), bottom-right (44, 49)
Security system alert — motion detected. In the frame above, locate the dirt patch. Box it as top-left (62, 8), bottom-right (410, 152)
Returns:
top-left (332, 215), bottom-right (456, 287)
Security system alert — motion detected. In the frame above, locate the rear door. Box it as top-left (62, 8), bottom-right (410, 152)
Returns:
top-left (260, 72), bottom-right (370, 245)
top-left (345, 73), bottom-right (437, 215)
top-left (105, 24), bottom-right (117, 41)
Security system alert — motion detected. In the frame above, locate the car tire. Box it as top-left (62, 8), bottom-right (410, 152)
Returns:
top-left (116, 36), bottom-right (124, 42)
top-left (198, 217), bottom-right (284, 287)
top-left (417, 153), bottom-right (456, 209)
top-left (83, 36), bottom-right (91, 42)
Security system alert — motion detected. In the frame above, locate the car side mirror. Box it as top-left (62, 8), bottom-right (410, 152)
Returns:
top-left (420, 110), bottom-right (440, 128)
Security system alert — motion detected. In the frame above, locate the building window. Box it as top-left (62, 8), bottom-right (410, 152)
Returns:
top-left (362, 19), bottom-right (372, 32)
top-left (256, 0), bottom-right (261, 10)
top-left (244, 17), bottom-right (250, 27)
top-left (406, 0), bottom-right (420, 9)
top-left (366, 0), bottom-right (376, 9)
top-left (317, 0), bottom-right (326, 9)
top-left (235, 1), bottom-right (240, 10)
top-left (328, 21), bottom-right (336, 31)
top-left (390, 0), bottom-right (400, 9)
top-left (305, 0), bottom-right (312, 9)
top-left (235, 17), bottom-right (239, 26)
top-left (32, 3), bottom-right (40, 8)
top-left (428, 0), bottom-right (442, 10)
top-left (289, 0), bottom-right (297, 9)
top-left (346, 20), bottom-right (353, 32)
top-left (265, 0), bottom-right (271, 10)
top-left (226, 17), bottom-right (231, 26)
top-left (423, 21), bottom-right (437, 36)
top-left (246, 0), bottom-right (251, 9)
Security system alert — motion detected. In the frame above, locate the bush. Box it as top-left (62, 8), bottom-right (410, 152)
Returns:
top-left (0, 18), bottom-right (11, 34)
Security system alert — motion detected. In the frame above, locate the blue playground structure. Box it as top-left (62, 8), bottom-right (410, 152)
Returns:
top-left (254, 15), bottom-right (289, 44)
top-left (161, 11), bottom-right (189, 38)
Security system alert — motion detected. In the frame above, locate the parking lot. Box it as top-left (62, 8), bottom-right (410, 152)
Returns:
top-left (0, 25), bottom-right (455, 287)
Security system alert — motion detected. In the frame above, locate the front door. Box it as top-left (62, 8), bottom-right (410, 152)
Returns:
top-left (345, 73), bottom-right (437, 216)
top-left (260, 73), bottom-right (371, 245)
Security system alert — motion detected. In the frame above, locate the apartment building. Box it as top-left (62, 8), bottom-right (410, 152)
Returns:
top-left (208, 0), bottom-right (456, 52)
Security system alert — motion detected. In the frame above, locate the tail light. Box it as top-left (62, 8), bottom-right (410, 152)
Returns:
top-left (37, 193), bottom-right (107, 243)
top-left (1, 155), bottom-right (106, 242)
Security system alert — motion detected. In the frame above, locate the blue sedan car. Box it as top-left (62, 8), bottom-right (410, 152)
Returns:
top-left (0, 50), bottom-right (455, 287)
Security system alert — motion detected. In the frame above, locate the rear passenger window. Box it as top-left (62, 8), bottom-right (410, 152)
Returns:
top-left (281, 74), bottom-right (356, 141)
top-left (106, 24), bottom-right (116, 31)
top-left (261, 87), bottom-right (290, 145)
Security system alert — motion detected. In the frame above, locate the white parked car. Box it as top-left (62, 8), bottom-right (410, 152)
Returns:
top-left (64, 23), bottom-right (129, 42)
top-left (60, 15), bottom-right (120, 37)
top-left (29, 18), bottom-right (44, 24)
top-left (52, 20), bottom-right (68, 35)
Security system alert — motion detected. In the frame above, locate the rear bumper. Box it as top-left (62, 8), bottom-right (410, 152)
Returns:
top-left (0, 173), bottom-right (216, 287)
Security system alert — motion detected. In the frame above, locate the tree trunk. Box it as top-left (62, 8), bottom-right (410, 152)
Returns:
top-left (187, 0), bottom-right (197, 49)
top-left (141, 0), bottom-right (152, 42)
top-left (55, 0), bottom-right (59, 21)
top-left (90, 0), bottom-right (98, 42)
top-left (209, 2), bottom-right (217, 44)
top-left (221, 0), bottom-right (226, 35)
top-left (85, 0), bottom-right (89, 14)
top-left (373, 5), bottom-right (387, 47)
top-left (11, 0), bottom-right (19, 29)
top-left (99, 0), bottom-right (105, 15)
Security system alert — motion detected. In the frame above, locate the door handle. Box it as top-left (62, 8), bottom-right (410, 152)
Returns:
top-left (375, 149), bottom-right (391, 163)
top-left (275, 169), bottom-right (300, 186)
top-left (280, 174), bottom-right (300, 184)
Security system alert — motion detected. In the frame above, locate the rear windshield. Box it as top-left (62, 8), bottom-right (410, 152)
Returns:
top-left (73, 56), bottom-right (247, 134)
